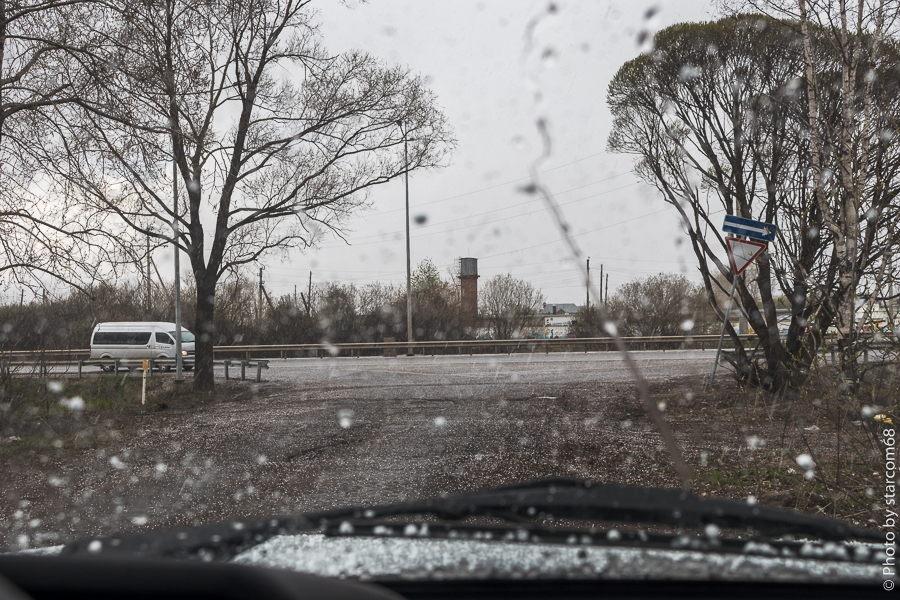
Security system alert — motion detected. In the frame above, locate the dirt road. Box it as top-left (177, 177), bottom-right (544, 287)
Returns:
top-left (3, 352), bottom-right (716, 550)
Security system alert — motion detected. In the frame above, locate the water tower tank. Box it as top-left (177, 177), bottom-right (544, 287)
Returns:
top-left (460, 257), bottom-right (478, 278)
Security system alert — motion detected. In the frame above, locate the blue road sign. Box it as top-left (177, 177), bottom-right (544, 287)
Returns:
top-left (722, 215), bottom-right (777, 242)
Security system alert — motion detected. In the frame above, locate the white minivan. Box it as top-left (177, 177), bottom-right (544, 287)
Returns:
top-left (90, 322), bottom-right (195, 370)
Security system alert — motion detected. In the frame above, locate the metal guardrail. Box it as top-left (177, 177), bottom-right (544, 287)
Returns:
top-left (2, 332), bottom-right (895, 362)
top-left (211, 335), bottom-right (748, 359)
top-left (0, 357), bottom-right (269, 382)
top-left (201, 332), bottom-right (898, 358)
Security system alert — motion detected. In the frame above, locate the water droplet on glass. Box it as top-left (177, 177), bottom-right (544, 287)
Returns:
top-left (47, 381), bottom-right (63, 393)
top-left (541, 47), bottom-right (558, 69)
top-left (88, 540), bottom-right (102, 553)
top-left (679, 65), bottom-right (702, 82)
top-left (606, 529), bottom-right (621, 542)
top-left (338, 409), bottom-right (356, 429)
top-left (109, 456), bottom-right (125, 469)
top-left (796, 454), bottom-right (814, 469)
top-left (746, 495), bottom-right (757, 505)
top-left (434, 416), bottom-right (447, 428)
top-left (59, 397), bottom-right (84, 411)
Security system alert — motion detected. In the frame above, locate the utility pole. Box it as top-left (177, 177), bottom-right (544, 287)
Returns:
top-left (258, 266), bottom-right (265, 322)
top-left (599, 264), bottom-right (603, 303)
top-left (605, 273), bottom-right (609, 304)
top-left (146, 235), bottom-right (151, 314)
top-left (403, 122), bottom-right (413, 356)
top-left (300, 271), bottom-right (313, 317)
top-left (586, 257), bottom-right (590, 310)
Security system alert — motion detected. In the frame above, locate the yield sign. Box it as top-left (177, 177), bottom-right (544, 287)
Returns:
top-left (726, 236), bottom-right (766, 275)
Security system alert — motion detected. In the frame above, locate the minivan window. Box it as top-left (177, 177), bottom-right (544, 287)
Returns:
top-left (93, 331), bottom-right (152, 345)
top-left (155, 332), bottom-right (173, 344)
top-left (169, 330), bottom-right (195, 342)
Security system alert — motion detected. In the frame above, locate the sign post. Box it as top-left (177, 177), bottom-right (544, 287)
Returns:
top-left (710, 216), bottom-right (777, 385)
top-left (710, 277), bottom-right (738, 385)
top-left (142, 360), bottom-right (149, 405)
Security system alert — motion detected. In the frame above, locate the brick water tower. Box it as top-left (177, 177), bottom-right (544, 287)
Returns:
top-left (459, 257), bottom-right (479, 334)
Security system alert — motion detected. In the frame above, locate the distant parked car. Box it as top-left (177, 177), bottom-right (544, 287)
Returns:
top-left (90, 322), bottom-right (195, 371)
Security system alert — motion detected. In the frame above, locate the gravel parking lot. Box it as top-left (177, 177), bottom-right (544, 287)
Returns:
top-left (3, 351), bottom-right (715, 550)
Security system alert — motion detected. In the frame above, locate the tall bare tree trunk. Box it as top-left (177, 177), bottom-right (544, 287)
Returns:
top-left (799, 0), bottom-right (867, 386)
top-left (193, 273), bottom-right (216, 392)
top-left (834, 0), bottom-right (860, 384)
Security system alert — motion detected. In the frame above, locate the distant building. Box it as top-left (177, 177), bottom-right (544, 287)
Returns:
top-left (522, 302), bottom-right (582, 338)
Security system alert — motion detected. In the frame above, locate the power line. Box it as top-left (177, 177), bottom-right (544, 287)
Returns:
top-left (480, 207), bottom-right (672, 259)
top-left (373, 150), bottom-right (618, 216)
top-left (317, 180), bottom-right (639, 249)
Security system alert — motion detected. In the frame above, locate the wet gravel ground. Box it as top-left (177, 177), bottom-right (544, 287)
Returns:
top-left (3, 351), bottom-right (714, 550)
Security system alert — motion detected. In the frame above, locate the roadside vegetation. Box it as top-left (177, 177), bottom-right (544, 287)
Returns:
top-left (661, 363), bottom-right (899, 525)
top-left (0, 372), bottom-right (257, 462)
top-left (0, 375), bottom-right (154, 461)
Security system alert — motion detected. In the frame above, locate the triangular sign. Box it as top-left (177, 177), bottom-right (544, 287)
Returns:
top-left (726, 237), bottom-right (766, 275)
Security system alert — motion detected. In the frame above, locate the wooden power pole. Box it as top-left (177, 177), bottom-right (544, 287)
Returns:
top-left (586, 257), bottom-right (590, 310)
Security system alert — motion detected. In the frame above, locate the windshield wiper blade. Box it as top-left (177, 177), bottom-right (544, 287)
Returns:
top-left (62, 514), bottom-right (318, 560)
top-left (62, 478), bottom-right (880, 560)
top-left (309, 478), bottom-right (880, 543)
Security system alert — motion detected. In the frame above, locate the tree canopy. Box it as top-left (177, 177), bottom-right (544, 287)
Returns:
top-left (33, 0), bottom-right (455, 389)
top-left (607, 12), bottom-right (900, 390)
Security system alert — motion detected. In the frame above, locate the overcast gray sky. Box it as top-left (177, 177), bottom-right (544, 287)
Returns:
top-left (178, 0), bottom-right (719, 304)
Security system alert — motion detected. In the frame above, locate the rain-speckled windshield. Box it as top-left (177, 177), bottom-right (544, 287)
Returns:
top-left (0, 0), bottom-right (897, 595)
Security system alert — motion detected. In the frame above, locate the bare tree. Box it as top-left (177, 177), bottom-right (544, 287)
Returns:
top-left (779, 0), bottom-right (897, 385)
top-left (607, 13), bottom-right (900, 390)
top-left (479, 274), bottom-right (544, 340)
top-left (40, 0), bottom-right (454, 390)
top-left (413, 259), bottom-right (463, 341)
top-left (605, 273), bottom-right (709, 337)
top-left (1, 0), bottom-right (123, 292)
